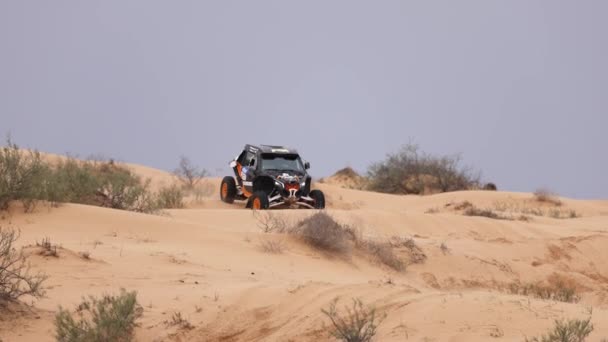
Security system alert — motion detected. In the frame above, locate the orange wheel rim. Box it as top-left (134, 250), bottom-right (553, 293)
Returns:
top-left (253, 198), bottom-right (261, 209)
top-left (221, 183), bottom-right (228, 197)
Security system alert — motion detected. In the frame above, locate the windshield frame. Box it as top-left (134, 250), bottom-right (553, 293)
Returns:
top-left (259, 153), bottom-right (305, 173)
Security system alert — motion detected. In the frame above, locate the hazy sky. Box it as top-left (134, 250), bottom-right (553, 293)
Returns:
top-left (1, 1), bottom-right (606, 198)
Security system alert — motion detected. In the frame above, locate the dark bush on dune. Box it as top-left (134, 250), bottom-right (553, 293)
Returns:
top-left (367, 143), bottom-right (480, 195)
top-left (483, 182), bottom-right (497, 191)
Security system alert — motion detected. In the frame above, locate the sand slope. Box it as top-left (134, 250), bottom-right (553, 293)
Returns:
top-left (2, 163), bottom-right (608, 341)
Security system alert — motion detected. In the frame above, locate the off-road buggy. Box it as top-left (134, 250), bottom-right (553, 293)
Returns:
top-left (220, 144), bottom-right (325, 209)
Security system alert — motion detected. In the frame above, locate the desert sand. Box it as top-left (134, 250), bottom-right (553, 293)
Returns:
top-left (1, 160), bottom-right (608, 341)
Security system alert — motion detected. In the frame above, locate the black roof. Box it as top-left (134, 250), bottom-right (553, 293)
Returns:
top-left (246, 144), bottom-right (298, 154)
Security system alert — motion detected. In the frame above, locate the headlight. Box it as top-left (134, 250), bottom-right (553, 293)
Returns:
top-left (275, 181), bottom-right (284, 188)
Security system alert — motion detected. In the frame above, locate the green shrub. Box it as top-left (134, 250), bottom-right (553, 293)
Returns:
top-left (322, 298), bottom-right (385, 342)
top-left (0, 139), bottom-right (162, 214)
top-left (367, 143), bottom-right (479, 195)
top-left (0, 139), bottom-right (47, 212)
top-left (55, 289), bottom-right (142, 342)
top-left (526, 318), bottom-right (593, 342)
top-left (156, 184), bottom-right (184, 209)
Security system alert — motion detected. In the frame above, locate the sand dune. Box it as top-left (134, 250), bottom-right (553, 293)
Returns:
top-left (2, 161), bottom-right (608, 341)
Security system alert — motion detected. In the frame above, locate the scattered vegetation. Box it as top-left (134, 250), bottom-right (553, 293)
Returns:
top-left (452, 201), bottom-right (473, 211)
top-left (55, 289), bottom-right (142, 342)
top-left (255, 212), bottom-right (425, 271)
top-left (367, 143), bottom-right (480, 195)
top-left (509, 275), bottom-right (580, 303)
top-left (493, 200), bottom-right (580, 220)
top-left (173, 156), bottom-right (208, 190)
top-left (526, 317), bottom-right (593, 342)
top-left (322, 298), bottom-right (385, 342)
top-left (166, 311), bottom-right (194, 330)
top-left (534, 188), bottom-right (562, 206)
top-left (0, 226), bottom-right (47, 303)
top-left (0, 138), bottom-right (185, 214)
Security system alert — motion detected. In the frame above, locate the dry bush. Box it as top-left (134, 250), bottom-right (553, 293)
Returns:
top-left (334, 167), bottom-right (360, 178)
top-left (453, 201), bottom-right (473, 211)
top-left (363, 240), bottom-right (404, 271)
top-left (258, 239), bottom-right (285, 254)
top-left (389, 236), bottom-right (427, 264)
top-left (440, 242), bottom-right (450, 255)
top-left (254, 211), bottom-right (289, 233)
top-left (291, 212), bottom-right (356, 254)
top-left (548, 209), bottom-right (580, 220)
top-left (173, 156), bottom-right (208, 190)
top-left (463, 206), bottom-right (510, 220)
top-left (166, 311), bottom-right (194, 330)
top-left (79, 251), bottom-right (90, 260)
top-left (36, 237), bottom-right (59, 257)
top-left (55, 289), bottom-right (142, 342)
top-left (322, 298), bottom-right (385, 342)
top-left (526, 317), bottom-right (593, 342)
top-left (534, 188), bottom-right (562, 206)
top-left (424, 207), bottom-right (440, 214)
top-left (509, 275), bottom-right (580, 303)
top-left (0, 226), bottom-right (47, 303)
top-left (367, 143), bottom-right (480, 195)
